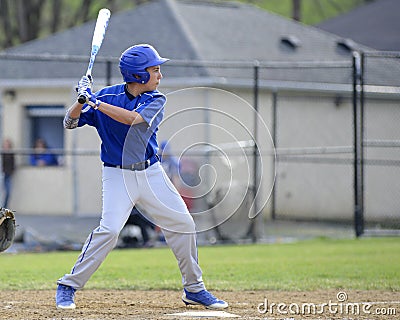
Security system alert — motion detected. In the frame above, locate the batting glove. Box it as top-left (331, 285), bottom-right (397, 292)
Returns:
top-left (78, 87), bottom-right (97, 105)
top-left (77, 75), bottom-right (92, 92)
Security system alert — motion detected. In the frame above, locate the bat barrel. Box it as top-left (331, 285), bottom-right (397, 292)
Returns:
top-left (77, 8), bottom-right (110, 105)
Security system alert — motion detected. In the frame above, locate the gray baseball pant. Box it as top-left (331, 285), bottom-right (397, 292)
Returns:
top-left (58, 162), bottom-right (205, 293)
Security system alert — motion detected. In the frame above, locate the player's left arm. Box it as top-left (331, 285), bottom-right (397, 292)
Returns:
top-left (89, 94), bottom-right (166, 126)
top-left (89, 100), bottom-right (145, 125)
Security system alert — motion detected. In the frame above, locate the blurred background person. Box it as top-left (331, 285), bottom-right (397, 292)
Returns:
top-left (1, 138), bottom-right (16, 207)
top-left (120, 206), bottom-right (156, 248)
top-left (158, 140), bottom-right (180, 186)
top-left (30, 138), bottom-right (58, 166)
top-left (158, 140), bottom-right (195, 212)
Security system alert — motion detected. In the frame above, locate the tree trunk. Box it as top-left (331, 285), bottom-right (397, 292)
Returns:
top-left (80, 0), bottom-right (92, 23)
top-left (16, 0), bottom-right (29, 42)
top-left (28, 0), bottom-right (45, 41)
top-left (292, 0), bottom-right (301, 22)
top-left (51, 0), bottom-right (62, 33)
top-left (0, 0), bottom-right (14, 47)
top-left (106, 0), bottom-right (117, 13)
top-left (15, 0), bottom-right (46, 43)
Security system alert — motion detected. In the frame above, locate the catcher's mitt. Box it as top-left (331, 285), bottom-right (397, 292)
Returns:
top-left (0, 207), bottom-right (16, 252)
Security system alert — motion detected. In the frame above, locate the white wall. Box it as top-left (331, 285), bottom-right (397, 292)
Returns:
top-left (1, 86), bottom-right (102, 216)
top-left (1, 85), bottom-right (398, 222)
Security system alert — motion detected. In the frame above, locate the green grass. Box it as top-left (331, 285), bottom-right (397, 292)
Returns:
top-left (0, 238), bottom-right (399, 291)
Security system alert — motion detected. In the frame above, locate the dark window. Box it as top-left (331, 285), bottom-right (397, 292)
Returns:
top-left (26, 105), bottom-right (64, 165)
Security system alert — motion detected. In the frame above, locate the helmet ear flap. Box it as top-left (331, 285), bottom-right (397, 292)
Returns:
top-left (120, 68), bottom-right (150, 84)
top-left (132, 71), bottom-right (150, 84)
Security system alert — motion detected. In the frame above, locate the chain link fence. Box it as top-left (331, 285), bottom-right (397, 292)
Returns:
top-left (0, 52), bottom-right (399, 247)
top-left (361, 51), bottom-right (400, 235)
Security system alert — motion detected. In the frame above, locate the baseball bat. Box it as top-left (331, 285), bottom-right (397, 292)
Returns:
top-left (78, 8), bottom-right (111, 104)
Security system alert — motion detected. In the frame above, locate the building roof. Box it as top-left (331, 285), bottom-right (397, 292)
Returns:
top-left (317, 0), bottom-right (400, 51)
top-left (1, 0), bottom-right (396, 90)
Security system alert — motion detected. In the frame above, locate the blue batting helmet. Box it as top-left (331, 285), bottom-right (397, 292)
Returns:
top-left (119, 44), bottom-right (169, 84)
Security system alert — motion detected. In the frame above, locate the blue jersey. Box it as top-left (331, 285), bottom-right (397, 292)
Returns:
top-left (78, 84), bottom-right (166, 165)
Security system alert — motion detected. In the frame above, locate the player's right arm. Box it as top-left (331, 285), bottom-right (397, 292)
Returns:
top-left (63, 101), bottom-right (84, 129)
top-left (64, 76), bottom-right (92, 129)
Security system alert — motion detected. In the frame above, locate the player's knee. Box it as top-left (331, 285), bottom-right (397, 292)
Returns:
top-left (185, 216), bottom-right (196, 232)
top-left (172, 215), bottom-right (196, 233)
top-left (98, 225), bottom-right (120, 242)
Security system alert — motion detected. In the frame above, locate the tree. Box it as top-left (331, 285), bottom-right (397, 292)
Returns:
top-left (0, 0), bottom-right (151, 50)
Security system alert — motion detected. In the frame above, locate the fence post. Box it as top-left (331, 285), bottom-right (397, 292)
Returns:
top-left (246, 62), bottom-right (260, 242)
top-left (360, 52), bottom-right (365, 235)
top-left (352, 51), bottom-right (364, 237)
top-left (271, 90), bottom-right (278, 220)
top-left (106, 60), bottom-right (112, 86)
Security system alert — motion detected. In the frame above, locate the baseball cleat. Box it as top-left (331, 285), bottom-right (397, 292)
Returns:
top-left (55, 284), bottom-right (76, 309)
top-left (182, 289), bottom-right (228, 309)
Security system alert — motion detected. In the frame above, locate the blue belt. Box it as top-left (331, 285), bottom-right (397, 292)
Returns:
top-left (103, 154), bottom-right (159, 171)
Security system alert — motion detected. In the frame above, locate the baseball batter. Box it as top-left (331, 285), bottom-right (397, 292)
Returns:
top-left (55, 44), bottom-right (228, 310)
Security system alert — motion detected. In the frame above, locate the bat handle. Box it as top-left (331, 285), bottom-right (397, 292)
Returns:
top-left (77, 71), bottom-right (92, 104)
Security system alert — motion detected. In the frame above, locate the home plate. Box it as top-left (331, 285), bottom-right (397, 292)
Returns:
top-left (166, 311), bottom-right (240, 318)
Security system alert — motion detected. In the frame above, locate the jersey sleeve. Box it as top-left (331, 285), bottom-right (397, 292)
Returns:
top-left (77, 104), bottom-right (96, 127)
top-left (137, 94), bottom-right (166, 131)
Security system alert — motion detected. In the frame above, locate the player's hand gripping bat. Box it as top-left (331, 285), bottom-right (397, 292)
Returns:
top-left (78, 8), bottom-right (111, 104)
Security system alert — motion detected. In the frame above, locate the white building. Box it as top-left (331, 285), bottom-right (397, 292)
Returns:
top-left (0, 0), bottom-right (398, 233)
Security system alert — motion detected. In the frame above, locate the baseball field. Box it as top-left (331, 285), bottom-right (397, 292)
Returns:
top-left (1, 237), bottom-right (399, 319)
